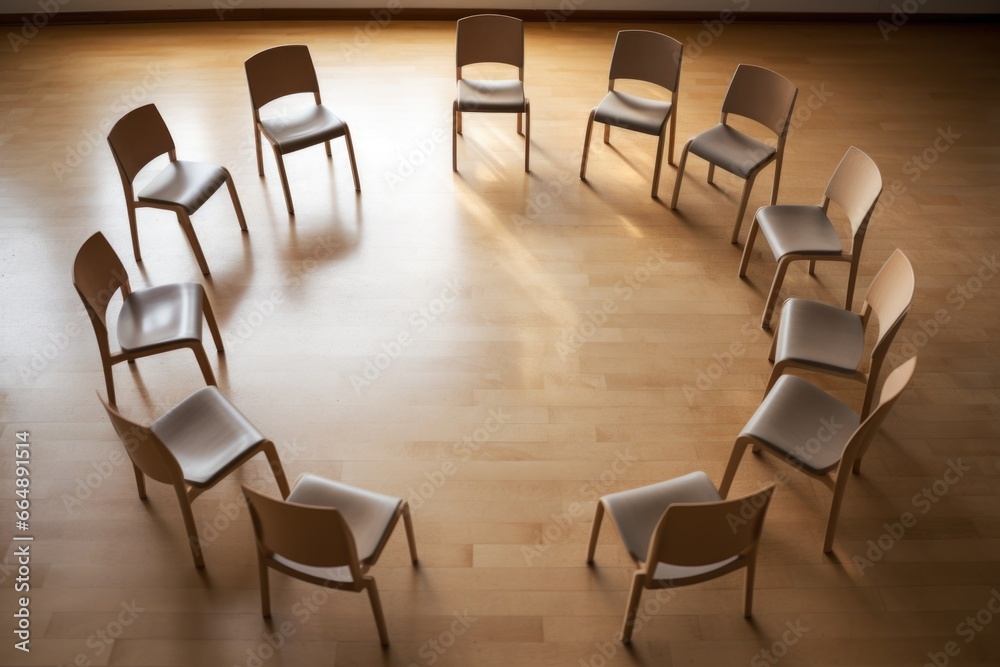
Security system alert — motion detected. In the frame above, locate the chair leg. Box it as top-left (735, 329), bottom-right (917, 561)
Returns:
top-left (201, 292), bottom-right (225, 352)
top-left (102, 360), bottom-right (117, 407)
top-left (620, 570), bottom-right (645, 644)
top-left (667, 110), bottom-right (676, 166)
top-left (808, 259), bottom-right (817, 276)
top-left (191, 344), bottom-right (218, 387)
top-left (743, 556), bottom-right (757, 617)
top-left (344, 126), bottom-right (361, 192)
top-left (845, 259), bottom-right (860, 311)
top-left (824, 470), bottom-right (854, 553)
top-left (707, 163), bottom-right (716, 185)
top-left (586, 500), bottom-right (604, 564)
top-left (768, 327), bottom-right (779, 362)
top-left (669, 139), bottom-right (693, 210)
top-left (223, 170), bottom-right (248, 231)
top-left (738, 217), bottom-right (760, 277)
top-left (254, 128), bottom-right (264, 176)
top-left (271, 147), bottom-right (295, 215)
top-left (517, 111), bottom-right (523, 136)
top-left (257, 552), bottom-right (271, 617)
top-left (731, 173), bottom-right (759, 245)
top-left (603, 124), bottom-right (611, 144)
top-left (402, 503), bottom-right (419, 564)
top-left (177, 212), bottom-right (211, 276)
top-left (132, 463), bottom-right (147, 499)
top-left (366, 579), bottom-right (390, 647)
top-left (261, 440), bottom-right (291, 499)
top-left (324, 140), bottom-right (332, 157)
top-left (651, 129), bottom-right (667, 199)
top-left (175, 485), bottom-right (205, 568)
top-left (452, 101), bottom-right (458, 172)
top-left (719, 437), bottom-right (752, 497)
top-left (761, 257), bottom-right (793, 330)
top-left (523, 101), bottom-right (530, 173)
top-left (127, 205), bottom-right (142, 262)
top-left (770, 152), bottom-right (784, 205)
top-left (764, 363), bottom-right (785, 395)
top-left (580, 109), bottom-right (596, 181)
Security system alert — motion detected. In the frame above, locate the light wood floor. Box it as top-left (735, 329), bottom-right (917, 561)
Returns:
top-left (1, 18), bottom-right (999, 667)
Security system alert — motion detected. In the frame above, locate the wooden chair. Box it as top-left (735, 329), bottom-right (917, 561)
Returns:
top-left (453, 14), bottom-right (530, 172)
top-left (107, 103), bottom-right (247, 275)
top-left (719, 357), bottom-right (917, 553)
top-left (580, 30), bottom-right (683, 198)
top-left (244, 44), bottom-right (361, 214)
top-left (98, 387), bottom-right (290, 567)
top-left (73, 232), bottom-right (223, 406)
top-left (243, 474), bottom-right (419, 646)
top-left (670, 64), bottom-right (798, 244)
top-left (587, 471), bottom-right (775, 643)
top-left (739, 146), bottom-right (884, 328)
top-left (766, 249), bottom-right (914, 419)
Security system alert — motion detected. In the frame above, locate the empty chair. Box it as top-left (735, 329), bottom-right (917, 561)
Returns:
top-left (670, 65), bottom-right (797, 244)
top-left (243, 474), bottom-right (419, 646)
top-left (580, 30), bottom-right (683, 198)
top-left (73, 232), bottom-right (224, 406)
top-left (99, 387), bottom-right (290, 567)
top-left (453, 14), bottom-right (530, 172)
top-left (766, 249), bottom-right (914, 418)
top-left (245, 44), bottom-right (361, 214)
top-left (739, 146), bottom-right (884, 328)
top-left (107, 103), bottom-right (248, 275)
top-left (587, 471), bottom-right (775, 643)
top-left (720, 357), bottom-right (916, 553)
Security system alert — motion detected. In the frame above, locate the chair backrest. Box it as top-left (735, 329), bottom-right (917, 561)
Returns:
top-left (456, 14), bottom-right (524, 71)
top-left (242, 485), bottom-right (364, 579)
top-left (840, 356), bottom-right (917, 471)
top-left (245, 44), bottom-right (322, 111)
top-left (865, 249), bottom-right (915, 350)
top-left (107, 104), bottom-right (175, 184)
top-left (98, 393), bottom-right (181, 486)
top-left (607, 30), bottom-right (683, 93)
top-left (73, 232), bottom-right (131, 335)
top-left (646, 484), bottom-right (776, 574)
top-left (721, 64), bottom-right (798, 138)
top-left (824, 146), bottom-right (884, 238)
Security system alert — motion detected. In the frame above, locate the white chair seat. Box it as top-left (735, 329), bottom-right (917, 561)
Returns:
top-left (151, 386), bottom-right (266, 486)
top-left (757, 204), bottom-right (844, 258)
top-left (688, 124), bottom-right (776, 179)
top-left (137, 160), bottom-right (228, 213)
top-left (740, 375), bottom-right (860, 475)
top-left (594, 90), bottom-right (672, 136)
top-left (774, 298), bottom-right (865, 374)
top-left (117, 282), bottom-right (205, 352)
top-left (457, 78), bottom-right (525, 113)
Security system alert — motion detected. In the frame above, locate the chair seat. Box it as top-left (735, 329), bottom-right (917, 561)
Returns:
top-left (137, 161), bottom-right (228, 214)
top-left (774, 298), bottom-right (865, 374)
top-left (150, 386), bottom-right (266, 486)
top-left (602, 471), bottom-right (722, 563)
top-left (688, 124), bottom-right (776, 179)
top-left (457, 78), bottom-right (525, 113)
top-left (594, 90), bottom-right (672, 136)
top-left (741, 375), bottom-right (860, 475)
top-left (287, 474), bottom-right (402, 564)
top-left (117, 282), bottom-right (205, 353)
top-left (260, 105), bottom-right (347, 154)
top-left (757, 205), bottom-right (844, 259)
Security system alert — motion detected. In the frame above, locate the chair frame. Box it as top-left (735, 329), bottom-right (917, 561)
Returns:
top-left (452, 14), bottom-right (530, 173)
top-left (73, 232), bottom-right (223, 406)
top-left (99, 392), bottom-right (290, 568)
top-left (245, 44), bottom-right (361, 215)
top-left (580, 30), bottom-right (683, 198)
top-left (739, 146), bottom-right (884, 329)
top-left (243, 480), bottom-right (419, 646)
top-left (107, 103), bottom-right (247, 276)
top-left (765, 249), bottom-right (914, 419)
top-left (719, 357), bottom-right (917, 553)
top-left (587, 482), bottom-right (775, 643)
top-left (670, 64), bottom-right (798, 244)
